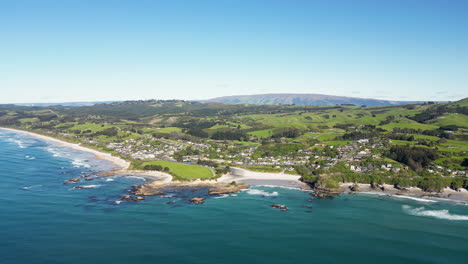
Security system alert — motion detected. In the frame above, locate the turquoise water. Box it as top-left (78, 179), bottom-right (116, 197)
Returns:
top-left (1, 130), bottom-right (468, 264)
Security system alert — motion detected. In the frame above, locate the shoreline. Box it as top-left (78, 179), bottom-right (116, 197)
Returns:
top-left (339, 183), bottom-right (468, 203)
top-left (2, 127), bottom-right (467, 203)
top-left (0, 127), bottom-right (131, 170)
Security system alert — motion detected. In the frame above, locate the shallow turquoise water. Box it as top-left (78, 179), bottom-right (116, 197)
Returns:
top-left (1, 130), bottom-right (468, 264)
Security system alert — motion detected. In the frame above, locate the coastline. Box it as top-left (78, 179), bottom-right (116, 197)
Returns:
top-left (218, 167), bottom-right (308, 188)
top-left (2, 127), bottom-right (467, 203)
top-left (0, 127), bottom-right (131, 170)
top-left (340, 183), bottom-right (468, 203)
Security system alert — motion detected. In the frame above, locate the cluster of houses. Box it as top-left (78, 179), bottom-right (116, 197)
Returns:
top-left (47, 128), bottom-right (466, 177)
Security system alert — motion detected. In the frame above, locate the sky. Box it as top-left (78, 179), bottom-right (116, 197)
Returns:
top-left (1, 0), bottom-right (467, 103)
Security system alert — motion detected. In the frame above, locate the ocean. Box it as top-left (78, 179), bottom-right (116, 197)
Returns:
top-left (1, 129), bottom-right (468, 264)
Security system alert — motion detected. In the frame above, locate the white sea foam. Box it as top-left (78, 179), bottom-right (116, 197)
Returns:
top-left (394, 195), bottom-right (437, 203)
top-left (360, 192), bottom-right (388, 196)
top-left (105, 178), bottom-right (114, 182)
top-left (20, 185), bottom-right (42, 190)
top-left (124, 176), bottom-right (146, 181)
top-left (72, 159), bottom-right (91, 168)
top-left (7, 138), bottom-right (27, 148)
top-left (359, 192), bottom-right (437, 203)
top-left (255, 184), bottom-right (308, 191)
top-left (214, 194), bottom-right (229, 199)
top-left (114, 200), bottom-right (122, 205)
top-left (45, 147), bottom-right (70, 158)
top-left (69, 185), bottom-right (101, 190)
top-left (402, 205), bottom-right (468, 221)
top-left (24, 155), bottom-right (36, 160)
top-left (246, 189), bottom-right (279, 197)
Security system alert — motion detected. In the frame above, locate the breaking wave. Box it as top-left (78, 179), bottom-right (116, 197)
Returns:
top-left (246, 189), bottom-right (279, 197)
top-left (71, 159), bottom-right (91, 168)
top-left (214, 194), bottom-right (229, 199)
top-left (124, 176), bottom-right (146, 181)
top-left (45, 147), bottom-right (92, 168)
top-left (7, 138), bottom-right (27, 148)
top-left (402, 205), bottom-right (468, 221)
top-left (395, 195), bottom-right (437, 203)
top-left (69, 185), bottom-right (101, 190)
top-left (256, 184), bottom-right (308, 191)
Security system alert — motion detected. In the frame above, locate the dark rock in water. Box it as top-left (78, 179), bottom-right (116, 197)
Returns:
top-left (85, 177), bottom-right (94, 181)
top-left (63, 178), bottom-right (80, 184)
top-left (72, 186), bottom-right (86, 189)
top-left (166, 201), bottom-right (175, 205)
top-left (301, 205), bottom-right (313, 209)
top-left (307, 199), bottom-right (314, 202)
top-left (271, 204), bottom-right (288, 211)
top-left (120, 195), bottom-right (131, 200)
top-left (135, 196), bottom-right (145, 201)
top-left (189, 197), bottom-right (205, 204)
top-left (380, 186), bottom-right (385, 191)
top-left (310, 191), bottom-right (333, 199)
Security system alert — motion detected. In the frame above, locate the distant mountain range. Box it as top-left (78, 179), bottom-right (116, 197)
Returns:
top-left (15, 101), bottom-right (117, 107)
top-left (202, 93), bottom-right (424, 107)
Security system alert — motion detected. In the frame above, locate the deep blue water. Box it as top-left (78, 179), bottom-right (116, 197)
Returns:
top-left (1, 129), bottom-right (468, 264)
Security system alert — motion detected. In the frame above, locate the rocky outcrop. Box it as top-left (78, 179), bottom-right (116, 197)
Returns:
top-left (189, 197), bottom-right (205, 204)
top-left (63, 178), bottom-right (80, 184)
top-left (271, 204), bottom-right (288, 211)
top-left (370, 182), bottom-right (385, 191)
top-left (208, 183), bottom-right (250, 195)
top-left (310, 188), bottom-right (341, 199)
top-left (349, 184), bottom-right (360, 192)
top-left (132, 185), bottom-right (166, 196)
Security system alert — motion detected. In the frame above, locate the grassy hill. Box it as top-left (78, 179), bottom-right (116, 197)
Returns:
top-left (1, 98), bottom-right (466, 187)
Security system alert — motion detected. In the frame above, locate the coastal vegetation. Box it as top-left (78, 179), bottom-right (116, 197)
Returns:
top-left (0, 98), bottom-right (467, 191)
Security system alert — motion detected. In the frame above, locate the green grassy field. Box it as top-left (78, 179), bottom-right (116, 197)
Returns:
top-left (248, 129), bottom-right (273, 138)
top-left (427, 113), bottom-right (468, 127)
top-left (379, 119), bottom-right (439, 131)
top-left (142, 160), bottom-right (214, 179)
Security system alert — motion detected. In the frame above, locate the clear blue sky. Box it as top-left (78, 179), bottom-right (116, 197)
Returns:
top-left (1, 0), bottom-right (467, 103)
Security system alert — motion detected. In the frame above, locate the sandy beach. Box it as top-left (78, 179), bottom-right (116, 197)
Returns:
top-left (217, 167), bottom-right (307, 188)
top-left (0, 127), bottom-right (308, 186)
top-left (0, 127), bottom-right (131, 170)
top-left (3, 127), bottom-right (466, 202)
